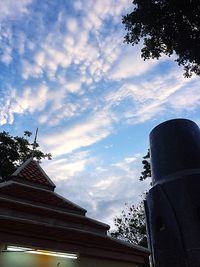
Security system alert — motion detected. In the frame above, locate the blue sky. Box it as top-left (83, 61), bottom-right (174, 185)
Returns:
top-left (1, 0), bottom-right (200, 228)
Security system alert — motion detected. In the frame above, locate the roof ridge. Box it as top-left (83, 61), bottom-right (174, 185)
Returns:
top-left (11, 158), bottom-right (55, 191)
top-left (12, 157), bottom-right (33, 176)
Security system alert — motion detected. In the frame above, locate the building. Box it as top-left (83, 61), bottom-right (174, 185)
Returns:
top-left (0, 158), bottom-right (149, 267)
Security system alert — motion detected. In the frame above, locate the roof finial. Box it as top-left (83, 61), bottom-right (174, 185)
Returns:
top-left (32, 128), bottom-right (38, 159)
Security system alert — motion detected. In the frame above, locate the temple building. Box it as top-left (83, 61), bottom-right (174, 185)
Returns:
top-left (0, 158), bottom-right (149, 267)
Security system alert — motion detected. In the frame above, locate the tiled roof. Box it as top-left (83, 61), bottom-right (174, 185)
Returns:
top-left (0, 182), bottom-right (86, 215)
top-left (0, 157), bottom-right (149, 264)
top-left (5, 158), bottom-right (87, 215)
top-left (0, 195), bottom-right (108, 234)
top-left (11, 158), bottom-right (55, 190)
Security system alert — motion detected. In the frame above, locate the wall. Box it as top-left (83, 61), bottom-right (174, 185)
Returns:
top-left (0, 251), bottom-right (137, 267)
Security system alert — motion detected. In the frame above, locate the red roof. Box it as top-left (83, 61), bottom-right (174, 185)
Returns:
top-left (11, 158), bottom-right (55, 190)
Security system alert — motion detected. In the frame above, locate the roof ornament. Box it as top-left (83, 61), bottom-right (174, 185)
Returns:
top-left (32, 128), bottom-right (38, 160)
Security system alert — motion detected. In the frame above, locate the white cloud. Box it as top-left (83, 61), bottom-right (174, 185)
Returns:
top-left (0, 84), bottom-right (50, 125)
top-left (2, 0), bottom-right (200, 231)
top-left (168, 80), bottom-right (200, 111)
top-left (79, 0), bottom-right (131, 30)
top-left (126, 101), bottom-right (165, 123)
top-left (66, 18), bottom-right (78, 33)
top-left (22, 60), bottom-right (43, 79)
top-left (94, 178), bottom-right (115, 190)
top-left (1, 46), bottom-right (12, 64)
top-left (110, 46), bottom-right (158, 80)
top-left (0, 0), bottom-right (32, 21)
top-left (74, 1), bottom-right (82, 11)
top-left (2, 80), bottom-right (85, 127)
top-left (105, 66), bottom-right (198, 124)
top-left (0, 99), bottom-right (13, 125)
top-left (31, 43), bottom-right (73, 80)
top-left (52, 152), bottom-right (149, 227)
top-left (17, 0), bottom-right (129, 88)
top-left (0, 0), bottom-right (141, 129)
top-left (17, 32), bottom-right (26, 55)
top-left (42, 111), bottom-right (113, 156)
top-left (124, 71), bottom-right (195, 123)
top-left (124, 157), bottom-right (138, 163)
top-left (38, 95), bottom-right (90, 126)
top-left (34, 51), bottom-right (45, 67)
top-left (0, 88), bottom-right (18, 125)
top-left (42, 151), bottom-right (91, 181)
top-left (64, 81), bottom-right (81, 93)
top-left (13, 84), bottom-right (49, 113)
top-left (0, 24), bottom-right (13, 65)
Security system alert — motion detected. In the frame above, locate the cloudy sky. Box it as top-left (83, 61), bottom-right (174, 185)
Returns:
top-left (1, 0), bottom-right (200, 228)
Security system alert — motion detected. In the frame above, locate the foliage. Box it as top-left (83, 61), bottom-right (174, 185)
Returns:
top-left (0, 131), bottom-right (52, 179)
top-left (111, 151), bottom-right (151, 246)
top-left (111, 201), bottom-right (147, 247)
top-left (110, 151), bottom-right (151, 266)
top-left (122, 0), bottom-right (200, 77)
top-left (140, 149), bottom-right (151, 181)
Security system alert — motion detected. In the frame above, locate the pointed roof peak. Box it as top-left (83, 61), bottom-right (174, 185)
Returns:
top-left (11, 158), bottom-right (55, 191)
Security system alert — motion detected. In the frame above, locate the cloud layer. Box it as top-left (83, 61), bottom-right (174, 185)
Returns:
top-left (0, 0), bottom-right (200, 227)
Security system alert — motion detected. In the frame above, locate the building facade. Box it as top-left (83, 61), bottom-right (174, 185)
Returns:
top-left (0, 158), bottom-right (149, 267)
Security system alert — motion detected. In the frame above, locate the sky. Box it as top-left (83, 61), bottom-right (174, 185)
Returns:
top-left (1, 0), bottom-right (200, 229)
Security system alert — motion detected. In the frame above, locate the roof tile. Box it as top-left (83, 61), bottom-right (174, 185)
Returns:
top-left (11, 158), bottom-right (55, 190)
top-left (0, 183), bottom-right (86, 215)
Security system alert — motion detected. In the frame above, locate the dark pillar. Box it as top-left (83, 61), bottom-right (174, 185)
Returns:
top-left (145, 119), bottom-right (200, 267)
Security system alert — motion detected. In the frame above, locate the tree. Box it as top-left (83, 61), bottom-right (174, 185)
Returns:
top-left (110, 199), bottom-right (150, 267)
top-left (110, 151), bottom-right (151, 266)
top-left (111, 151), bottom-right (151, 246)
top-left (122, 0), bottom-right (200, 77)
top-left (140, 150), bottom-right (151, 181)
top-left (0, 131), bottom-right (52, 180)
top-left (111, 201), bottom-right (147, 247)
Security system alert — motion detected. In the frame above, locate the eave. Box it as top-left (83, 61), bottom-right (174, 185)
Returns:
top-left (0, 215), bottom-right (149, 264)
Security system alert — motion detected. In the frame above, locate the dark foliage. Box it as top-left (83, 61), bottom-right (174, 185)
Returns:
top-left (140, 149), bottom-right (151, 181)
top-left (110, 151), bottom-right (151, 266)
top-left (0, 131), bottom-right (51, 180)
top-left (123, 0), bottom-right (200, 77)
top-left (111, 201), bottom-right (147, 247)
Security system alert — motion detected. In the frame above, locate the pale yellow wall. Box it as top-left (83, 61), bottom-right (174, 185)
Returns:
top-left (76, 255), bottom-right (137, 267)
top-left (0, 251), bottom-right (137, 267)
